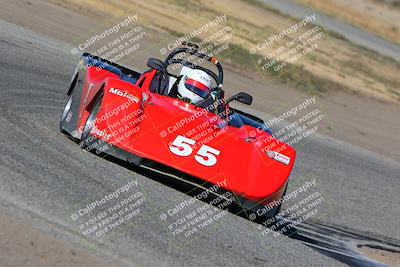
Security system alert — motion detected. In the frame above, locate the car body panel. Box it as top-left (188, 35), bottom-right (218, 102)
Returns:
top-left (60, 53), bottom-right (296, 207)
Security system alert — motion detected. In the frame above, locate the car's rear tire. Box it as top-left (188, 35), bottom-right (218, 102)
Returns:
top-left (244, 183), bottom-right (288, 220)
top-left (266, 183), bottom-right (288, 217)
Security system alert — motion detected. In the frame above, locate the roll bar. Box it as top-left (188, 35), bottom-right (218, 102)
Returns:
top-left (163, 41), bottom-right (224, 86)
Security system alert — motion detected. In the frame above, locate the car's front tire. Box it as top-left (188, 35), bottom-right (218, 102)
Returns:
top-left (81, 92), bottom-right (103, 150)
top-left (59, 95), bottom-right (73, 133)
top-left (59, 72), bottom-right (79, 136)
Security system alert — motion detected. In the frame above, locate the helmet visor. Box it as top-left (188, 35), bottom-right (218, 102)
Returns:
top-left (184, 78), bottom-right (210, 99)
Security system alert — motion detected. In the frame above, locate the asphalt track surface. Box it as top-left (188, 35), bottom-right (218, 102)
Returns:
top-left (263, 0), bottom-right (400, 61)
top-left (1, 20), bottom-right (400, 267)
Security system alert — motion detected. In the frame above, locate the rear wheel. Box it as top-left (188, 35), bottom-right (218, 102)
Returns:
top-left (245, 183), bottom-right (288, 220)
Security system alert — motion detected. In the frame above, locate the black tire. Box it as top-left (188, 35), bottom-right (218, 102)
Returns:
top-left (267, 183), bottom-right (288, 217)
top-left (59, 95), bottom-right (73, 134)
top-left (81, 92), bottom-right (103, 149)
top-left (245, 183), bottom-right (288, 220)
top-left (59, 73), bottom-right (79, 135)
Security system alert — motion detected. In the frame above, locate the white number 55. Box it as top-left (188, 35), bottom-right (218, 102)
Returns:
top-left (169, 135), bottom-right (195, 156)
top-left (169, 135), bottom-right (220, 167)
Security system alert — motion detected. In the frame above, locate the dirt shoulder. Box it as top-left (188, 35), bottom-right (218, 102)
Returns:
top-left (46, 0), bottom-right (400, 104)
top-left (359, 246), bottom-right (400, 267)
top-left (295, 0), bottom-right (400, 45)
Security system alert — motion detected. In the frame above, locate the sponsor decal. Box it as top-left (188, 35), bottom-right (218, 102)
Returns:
top-left (109, 87), bottom-right (139, 103)
top-left (91, 125), bottom-right (112, 140)
top-left (266, 150), bottom-right (290, 165)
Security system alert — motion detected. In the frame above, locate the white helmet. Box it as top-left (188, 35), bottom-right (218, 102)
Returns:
top-left (177, 69), bottom-right (212, 104)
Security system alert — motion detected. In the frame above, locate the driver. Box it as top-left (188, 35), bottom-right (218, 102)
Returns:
top-left (176, 69), bottom-right (212, 104)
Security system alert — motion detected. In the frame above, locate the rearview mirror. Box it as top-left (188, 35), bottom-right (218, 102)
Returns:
top-left (147, 58), bottom-right (165, 71)
top-left (226, 92), bottom-right (253, 105)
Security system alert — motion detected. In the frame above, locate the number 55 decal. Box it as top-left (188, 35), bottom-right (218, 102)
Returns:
top-left (169, 135), bottom-right (221, 167)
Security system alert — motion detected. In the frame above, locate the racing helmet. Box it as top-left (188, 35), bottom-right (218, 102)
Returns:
top-left (177, 69), bottom-right (212, 104)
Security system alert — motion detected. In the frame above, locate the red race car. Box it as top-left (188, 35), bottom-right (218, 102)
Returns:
top-left (60, 43), bottom-right (296, 216)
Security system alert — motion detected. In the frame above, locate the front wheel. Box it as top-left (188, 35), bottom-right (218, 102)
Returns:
top-left (81, 93), bottom-right (103, 150)
top-left (59, 72), bottom-right (80, 137)
top-left (59, 95), bottom-right (73, 134)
